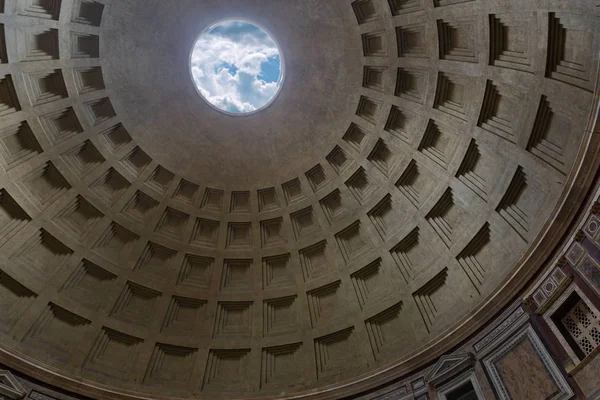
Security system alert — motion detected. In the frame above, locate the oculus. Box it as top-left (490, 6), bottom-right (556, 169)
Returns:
top-left (190, 20), bottom-right (284, 115)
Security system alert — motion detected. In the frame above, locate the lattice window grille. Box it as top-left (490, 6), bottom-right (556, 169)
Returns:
top-left (561, 300), bottom-right (600, 356)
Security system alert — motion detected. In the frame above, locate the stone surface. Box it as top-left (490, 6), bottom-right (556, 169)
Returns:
top-left (494, 338), bottom-right (558, 399)
top-left (0, 0), bottom-right (595, 399)
top-left (102, 0), bottom-right (361, 188)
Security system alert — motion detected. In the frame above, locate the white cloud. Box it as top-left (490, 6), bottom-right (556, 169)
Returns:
top-left (190, 20), bottom-right (282, 114)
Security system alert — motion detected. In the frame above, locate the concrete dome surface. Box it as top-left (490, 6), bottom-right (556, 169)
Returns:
top-left (0, 0), bottom-right (597, 399)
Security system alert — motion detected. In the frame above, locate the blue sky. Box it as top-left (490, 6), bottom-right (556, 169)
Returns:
top-left (190, 20), bottom-right (282, 114)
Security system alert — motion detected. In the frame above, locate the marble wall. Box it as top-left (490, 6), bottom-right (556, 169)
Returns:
top-left (354, 194), bottom-right (600, 400)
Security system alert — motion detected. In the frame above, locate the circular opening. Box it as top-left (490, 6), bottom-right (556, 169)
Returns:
top-left (190, 19), bottom-right (285, 116)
